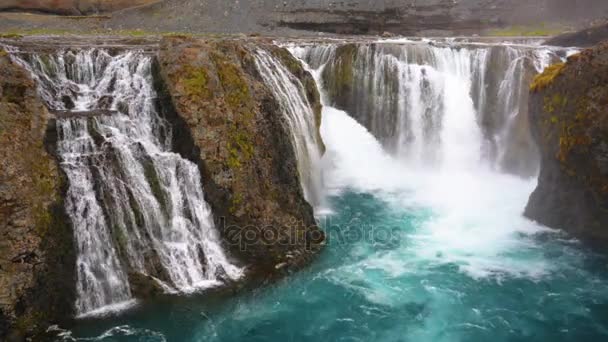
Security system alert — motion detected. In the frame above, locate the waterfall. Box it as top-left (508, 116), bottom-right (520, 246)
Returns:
top-left (252, 48), bottom-right (324, 207)
top-left (296, 41), bottom-right (569, 176)
top-left (10, 48), bottom-right (243, 316)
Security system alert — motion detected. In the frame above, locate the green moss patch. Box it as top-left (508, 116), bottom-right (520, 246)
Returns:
top-left (531, 62), bottom-right (565, 92)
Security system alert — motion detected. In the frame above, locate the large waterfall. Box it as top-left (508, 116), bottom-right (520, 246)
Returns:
top-left (7, 38), bottom-right (608, 342)
top-left (11, 48), bottom-right (243, 316)
top-left (293, 40), bottom-right (568, 176)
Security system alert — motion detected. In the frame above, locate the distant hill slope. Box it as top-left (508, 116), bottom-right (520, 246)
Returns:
top-left (0, 0), bottom-right (607, 36)
top-left (545, 22), bottom-right (608, 47)
top-left (0, 0), bottom-right (159, 15)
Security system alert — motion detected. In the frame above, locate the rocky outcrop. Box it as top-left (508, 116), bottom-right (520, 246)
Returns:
top-left (0, 0), bottom-right (159, 15)
top-left (545, 22), bottom-right (608, 47)
top-left (525, 43), bottom-right (608, 243)
top-left (155, 37), bottom-right (325, 276)
top-left (0, 49), bottom-right (75, 340)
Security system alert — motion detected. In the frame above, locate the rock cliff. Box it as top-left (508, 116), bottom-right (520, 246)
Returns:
top-left (155, 37), bottom-right (325, 276)
top-left (0, 48), bottom-right (75, 340)
top-left (525, 43), bottom-right (608, 243)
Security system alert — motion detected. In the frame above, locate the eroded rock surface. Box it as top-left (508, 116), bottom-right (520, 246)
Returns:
top-left (0, 48), bottom-right (75, 340)
top-left (525, 44), bottom-right (608, 242)
top-left (155, 37), bottom-right (325, 275)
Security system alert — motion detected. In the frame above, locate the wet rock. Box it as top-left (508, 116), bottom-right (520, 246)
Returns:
top-left (154, 36), bottom-right (325, 277)
top-left (128, 272), bottom-right (165, 299)
top-left (0, 48), bottom-right (76, 340)
top-left (525, 43), bottom-right (608, 243)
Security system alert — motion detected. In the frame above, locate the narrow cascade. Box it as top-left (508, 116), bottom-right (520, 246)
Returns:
top-left (296, 41), bottom-right (569, 176)
top-left (253, 49), bottom-right (324, 207)
top-left (11, 49), bottom-right (242, 316)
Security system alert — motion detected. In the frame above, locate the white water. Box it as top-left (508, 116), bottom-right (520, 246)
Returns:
top-left (295, 41), bottom-right (568, 177)
top-left (253, 48), bottom-right (324, 207)
top-left (321, 106), bottom-right (555, 284)
top-left (13, 49), bottom-right (242, 315)
top-left (299, 40), bottom-right (565, 282)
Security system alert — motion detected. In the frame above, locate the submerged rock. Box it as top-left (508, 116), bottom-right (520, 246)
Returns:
top-left (0, 48), bottom-right (76, 340)
top-left (155, 37), bottom-right (325, 277)
top-left (525, 43), bottom-right (608, 243)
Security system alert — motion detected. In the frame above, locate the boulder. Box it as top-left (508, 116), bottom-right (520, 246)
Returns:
top-left (154, 37), bottom-right (325, 276)
top-left (525, 43), bottom-right (608, 243)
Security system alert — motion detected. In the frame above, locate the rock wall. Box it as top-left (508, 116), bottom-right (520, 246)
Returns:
top-left (155, 37), bottom-right (325, 276)
top-left (0, 49), bottom-right (75, 340)
top-left (525, 43), bottom-right (608, 243)
top-left (269, 0), bottom-right (608, 36)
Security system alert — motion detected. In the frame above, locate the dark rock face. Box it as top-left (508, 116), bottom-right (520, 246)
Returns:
top-left (0, 49), bottom-right (76, 340)
top-left (545, 22), bottom-right (608, 47)
top-left (155, 37), bottom-right (325, 276)
top-left (0, 0), bottom-right (158, 15)
top-left (525, 43), bottom-right (608, 242)
top-left (269, 0), bottom-right (608, 36)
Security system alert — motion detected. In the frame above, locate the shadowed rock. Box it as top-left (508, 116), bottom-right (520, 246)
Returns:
top-left (526, 43), bottom-right (608, 243)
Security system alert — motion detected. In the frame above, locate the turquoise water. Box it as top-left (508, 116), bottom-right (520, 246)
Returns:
top-left (64, 108), bottom-right (608, 342)
top-left (65, 191), bottom-right (608, 341)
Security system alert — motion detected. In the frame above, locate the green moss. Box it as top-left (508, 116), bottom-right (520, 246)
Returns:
top-left (229, 193), bottom-right (243, 214)
top-left (211, 53), bottom-right (251, 110)
top-left (143, 161), bottom-right (168, 216)
top-left (323, 44), bottom-right (357, 104)
top-left (531, 62), bottom-right (565, 92)
top-left (486, 24), bottom-right (565, 37)
top-left (543, 93), bottom-right (567, 113)
top-left (181, 65), bottom-right (212, 100)
top-left (0, 33), bottom-right (22, 39)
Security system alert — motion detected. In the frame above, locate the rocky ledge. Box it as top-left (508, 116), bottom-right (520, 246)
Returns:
top-left (0, 48), bottom-right (76, 340)
top-left (525, 43), bottom-right (608, 243)
top-left (155, 37), bottom-right (325, 276)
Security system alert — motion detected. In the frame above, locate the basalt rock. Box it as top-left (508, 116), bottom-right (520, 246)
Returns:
top-left (0, 49), bottom-right (76, 340)
top-left (154, 37), bottom-right (325, 277)
top-left (525, 43), bottom-right (608, 243)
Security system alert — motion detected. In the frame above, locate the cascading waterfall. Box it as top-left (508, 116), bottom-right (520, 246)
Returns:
top-left (13, 39), bottom-right (608, 342)
top-left (252, 48), bottom-right (324, 207)
top-left (295, 40), bottom-right (568, 176)
top-left (11, 48), bottom-right (242, 316)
